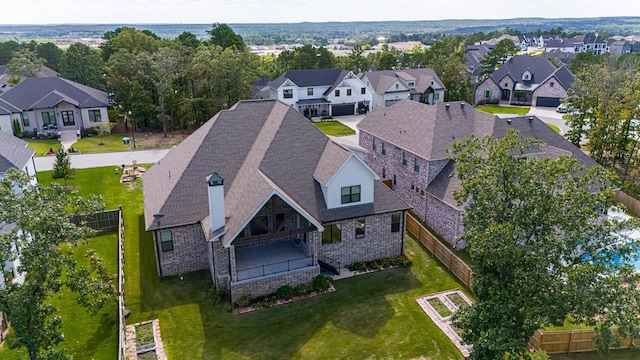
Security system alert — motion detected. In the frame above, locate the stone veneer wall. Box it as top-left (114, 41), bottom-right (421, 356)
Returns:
top-left (424, 193), bottom-right (463, 248)
top-left (532, 76), bottom-right (569, 107)
top-left (317, 212), bottom-right (404, 267)
top-left (230, 266), bottom-right (319, 301)
top-left (474, 79), bottom-right (500, 104)
top-left (155, 223), bottom-right (208, 277)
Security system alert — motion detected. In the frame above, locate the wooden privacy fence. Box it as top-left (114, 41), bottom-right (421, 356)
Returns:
top-left (405, 213), bottom-right (472, 289)
top-left (614, 190), bottom-right (640, 218)
top-left (115, 206), bottom-right (127, 360)
top-left (69, 209), bottom-right (120, 231)
top-left (530, 329), bottom-right (640, 354)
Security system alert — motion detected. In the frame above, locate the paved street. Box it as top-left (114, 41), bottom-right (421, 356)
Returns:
top-left (34, 149), bottom-right (170, 171)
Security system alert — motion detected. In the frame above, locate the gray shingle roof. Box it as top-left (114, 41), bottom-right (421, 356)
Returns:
top-left (0, 131), bottom-right (35, 173)
top-left (426, 115), bottom-right (597, 208)
top-left (0, 77), bottom-right (108, 110)
top-left (268, 68), bottom-right (346, 89)
top-left (143, 100), bottom-right (409, 245)
top-left (357, 100), bottom-right (497, 161)
top-left (362, 68), bottom-right (445, 95)
top-left (489, 55), bottom-right (557, 86)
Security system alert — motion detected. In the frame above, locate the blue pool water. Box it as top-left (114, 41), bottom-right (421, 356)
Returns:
top-left (581, 243), bottom-right (640, 271)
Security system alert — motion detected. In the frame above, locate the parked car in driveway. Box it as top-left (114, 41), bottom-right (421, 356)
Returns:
top-left (556, 103), bottom-right (570, 113)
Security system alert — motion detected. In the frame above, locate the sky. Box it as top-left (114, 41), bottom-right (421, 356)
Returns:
top-left (5, 0), bottom-right (640, 24)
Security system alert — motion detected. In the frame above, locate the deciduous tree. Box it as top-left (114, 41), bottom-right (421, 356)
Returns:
top-left (0, 169), bottom-right (115, 360)
top-left (451, 129), bottom-right (640, 359)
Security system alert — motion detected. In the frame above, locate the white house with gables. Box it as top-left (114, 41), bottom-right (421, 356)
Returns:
top-left (266, 68), bottom-right (372, 117)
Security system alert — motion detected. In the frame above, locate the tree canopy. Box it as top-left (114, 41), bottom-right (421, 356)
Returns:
top-left (479, 38), bottom-right (519, 78)
top-left (451, 129), bottom-right (640, 359)
top-left (0, 169), bottom-right (115, 360)
top-left (207, 23), bottom-right (246, 50)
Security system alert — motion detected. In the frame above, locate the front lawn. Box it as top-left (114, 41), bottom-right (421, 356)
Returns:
top-left (313, 121), bottom-right (356, 136)
top-left (72, 132), bottom-right (188, 154)
top-left (476, 105), bottom-right (530, 115)
top-left (547, 124), bottom-right (561, 133)
top-left (33, 166), bottom-right (469, 359)
top-left (24, 138), bottom-right (60, 156)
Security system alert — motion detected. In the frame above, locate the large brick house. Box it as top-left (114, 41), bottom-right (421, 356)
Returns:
top-left (357, 100), bottom-right (596, 248)
top-left (474, 55), bottom-right (574, 108)
top-left (143, 99), bottom-right (410, 301)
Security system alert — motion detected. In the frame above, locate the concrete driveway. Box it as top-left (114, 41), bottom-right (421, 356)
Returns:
top-left (334, 114), bottom-right (366, 133)
top-left (496, 106), bottom-right (571, 135)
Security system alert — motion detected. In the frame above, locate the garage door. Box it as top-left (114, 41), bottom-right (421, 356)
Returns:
top-left (536, 97), bottom-right (561, 107)
top-left (332, 104), bottom-right (355, 116)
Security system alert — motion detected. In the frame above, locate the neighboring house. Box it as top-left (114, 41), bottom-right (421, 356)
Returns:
top-left (542, 49), bottom-right (576, 65)
top-left (577, 32), bottom-right (609, 54)
top-left (485, 34), bottom-right (521, 48)
top-left (265, 68), bottom-right (372, 117)
top-left (142, 99), bottom-right (410, 301)
top-left (474, 55), bottom-right (574, 108)
top-left (520, 34), bottom-right (545, 48)
top-left (544, 38), bottom-right (576, 53)
top-left (466, 43), bottom-right (495, 83)
top-left (0, 77), bottom-right (110, 136)
top-left (609, 39), bottom-right (640, 56)
top-left (0, 131), bottom-right (37, 287)
top-left (357, 100), bottom-right (597, 248)
top-left (359, 68), bottom-right (446, 108)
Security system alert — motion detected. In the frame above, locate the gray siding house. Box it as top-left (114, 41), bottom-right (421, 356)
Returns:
top-left (358, 100), bottom-right (597, 248)
top-left (143, 100), bottom-right (409, 301)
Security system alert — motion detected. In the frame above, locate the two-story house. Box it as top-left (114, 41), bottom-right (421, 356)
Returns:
top-left (0, 77), bottom-right (110, 137)
top-left (266, 68), bottom-right (372, 117)
top-left (357, 100), bottom-right (596, 248)
top-left (142, 99), bottom-right (410, 301)
top-left (0, 131), bottom-right (37, 288)
top-left (474, 55), bottom-right (574, 108)
top-left (359, 68), bottom-right (445, 108)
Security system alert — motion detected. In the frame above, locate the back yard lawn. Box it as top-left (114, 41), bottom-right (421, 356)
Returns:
top-left (32, 166), bottom-right (470, 360)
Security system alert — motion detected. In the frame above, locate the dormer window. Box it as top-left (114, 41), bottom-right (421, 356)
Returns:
top-left (341, 185), bottom-right (361, 204)
top-left (522, 71), bottom-right (531, 81)
top-left (395, 83), bottom-right (399, 89)
top-left (408, 81), bottom-right (415, 88)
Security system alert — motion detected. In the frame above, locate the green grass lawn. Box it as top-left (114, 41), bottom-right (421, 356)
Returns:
top-left (72, 134), bottom-right (134, 153)
top-left (476, 105), bottom-right (530, 115)
top-left (25, 166), bottom-right (470, 359)
top-left (0, 230), bottom-right (118, 360)
top-left (25, 138), bottom-right (60, 156)
top-left (547, 124), bottom-right (561, 133)
top-left (313, 121), bottom-right (356, 136)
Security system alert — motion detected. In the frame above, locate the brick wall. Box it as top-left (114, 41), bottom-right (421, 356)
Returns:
top-left (532, 77), bottom-right (569, 106)
top-left (155, 223), bottom-right (209, 277)
top-left (317, 212), bottom-right (404, 267)
top-left (230, 266), bottom-right (319, 301)
top-left (424, 193), bottom-right (463, 248)
top-left (474, 79), bottom-right (500, 104)
top-left (210, 239), bottom-right (230, 289)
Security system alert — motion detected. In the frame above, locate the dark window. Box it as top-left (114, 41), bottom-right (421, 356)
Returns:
top-left (414, 158), bottom-right (420, 172)
top-left (393, 175), bottom-right (397, 185)
top-left (361, 87), bottom-right (366, 94)
top-left (160, 230), bottom-right (174, 252)
top-left (402, 151), bottom-right (407, 166)
top-left (550, 82), bottom-right (555, 88)
top-left (484, 90), bottom-right (491, 99)
top-left (307, 88), bottom-right (314, 95)
top-left (335, 89), bottom-right (340, 97)
top-left (21, 113), bottom-right (30, 127)
top-left (411, 184), bottom-right (415, 190)
top-left (341, 185), bottom-right (361, 204)
top-left (382, 167), bottom-right (386, 178)
top-left (250, 215), bottom-right (269, 235)
top-left (381, 142), bottom-right (386, 155)
top-left (283, 89), bottom-right (293, 99)
top-left (372, 137), bottom-right (377, 150)
top-left (355, 218), bottom-right (365, 238)
top-left (276, 213), bottom-right (285, 230)
top-left (42, 111), bottom-right (55, 126)
top-left (322, 224), bottom-right (342, 244)
top-left (391, 213), bottom-right (401, 232)
top-left (395, 83), bottom-right (399, 89)
top-left (88, 109), bottom-right (102, 122)
top-left (61, 110), bottom-right (75, 126)
top-left (408, 82), bottom-right (415, 88)
top-left (347, 88), bottom-right (352, 96)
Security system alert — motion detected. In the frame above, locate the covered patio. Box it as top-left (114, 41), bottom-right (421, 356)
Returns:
top-left (297, 99), bottom-right (330, 118)
top-left (235, 239), bottom-right (313, 281)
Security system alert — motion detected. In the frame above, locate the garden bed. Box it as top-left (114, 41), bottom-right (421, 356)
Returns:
top-left (126, 319), bottom-right (166, 360)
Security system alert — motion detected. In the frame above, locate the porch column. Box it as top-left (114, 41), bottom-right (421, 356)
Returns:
top-left (229, 245), bottom-right (237, 282)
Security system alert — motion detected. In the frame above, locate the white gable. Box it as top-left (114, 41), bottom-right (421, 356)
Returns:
top-left (322, 154), bottom-right (378, 209)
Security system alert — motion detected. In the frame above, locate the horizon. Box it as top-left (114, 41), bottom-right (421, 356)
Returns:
top-left (5, 0), bottom-right (640, 25)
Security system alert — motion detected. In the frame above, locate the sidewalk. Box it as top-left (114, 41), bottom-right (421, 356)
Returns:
top-left (34, 149), bottom-right (170, 171)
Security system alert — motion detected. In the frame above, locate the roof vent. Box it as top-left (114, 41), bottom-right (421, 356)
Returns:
top-left (460, 102), bottom-right (465, 109)
top-left (529, 116), bottom-right (533, 123)
top-left (445, 103), bottom-right (450, 111)
top-left (507, 118), bottom-right (512, 125)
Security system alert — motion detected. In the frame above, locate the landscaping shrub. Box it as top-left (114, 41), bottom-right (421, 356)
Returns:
top-left (276, 285), bottom-right (294, 300)
top-left (294, 283), bottom-right (312, 296)
top-left (312, 275), bottom-right (330, 292)
top-left (347, 255), bottom-right (412, 273)
top-left (234, 295), bottom-right (251, 308)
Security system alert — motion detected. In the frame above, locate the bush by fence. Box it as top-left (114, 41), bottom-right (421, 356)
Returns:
top-left (405, 213), bottom-right (472, 289)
